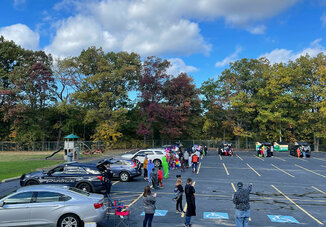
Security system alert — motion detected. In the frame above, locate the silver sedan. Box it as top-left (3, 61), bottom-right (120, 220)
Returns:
top-left (0, 185), bottom-right (107, 227)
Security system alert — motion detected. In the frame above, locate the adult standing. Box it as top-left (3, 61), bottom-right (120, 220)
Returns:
top-left (143, 155), bottom-right (149, 180)
top-left (147, 160), bottom-right (154, 182)
top-left (184, 178), bottom-right (196, 227)
top-left (143, 186), bottom-right (157, 227)
top-left (192, 153), bottom-right (199, 174)
top-left (103, 164), bottom-right (113, 196)
top-left (204, 146), bottom-right (208, 156)
top-left (232, 182), bottom-right (253, 227)
top-left (184, 150), bottom-right (189, 168)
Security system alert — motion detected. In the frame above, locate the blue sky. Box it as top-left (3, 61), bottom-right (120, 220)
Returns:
top-left (1, 0), bottom-right (326, 87)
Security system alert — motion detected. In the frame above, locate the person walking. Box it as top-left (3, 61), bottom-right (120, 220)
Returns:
top-left (174, 178), bottom-right (184, 213)
top-left (150, 167), bottom-right (159, 190)
top-left (158, 167), bottom-right (163, 188)
top-left (192, 153), bottom-right (199, 174)
top-left (184, 150), bottom-right (189, 168)
top-left (184, 178), bottom-right (196, 227)
top-left (143, 155), bottom-right (149, 180)
top-left (232, 182), bottom-right (253, 227)
top-left (180, 156), bottom-right (185, 172)
top-left (162, 156), bottom-right (169, 178)
top-left (143, 186), bottom-right (156, 227)
top-left (147, 160), bottom-right (154, 182)
top-left (204, 146), bottom-right (208, 156)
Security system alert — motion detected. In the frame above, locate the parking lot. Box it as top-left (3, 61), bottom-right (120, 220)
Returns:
top-left (104, 150), bottom-right (326, 226)
top-left (1, 149), bottom-right (326, 226)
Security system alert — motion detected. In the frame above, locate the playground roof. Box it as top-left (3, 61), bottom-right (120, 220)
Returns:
top-left (64, 134), bottom-right (80, 139)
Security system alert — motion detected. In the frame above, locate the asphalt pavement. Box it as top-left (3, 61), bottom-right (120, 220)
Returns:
top-left (103, 150), bottom-right (326, 226)
top-left (2, 150), bottom-right (326, 226)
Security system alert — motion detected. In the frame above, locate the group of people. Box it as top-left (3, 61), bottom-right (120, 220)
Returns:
top-left (219, 143), bottom-right (234, 156)
top-left (257, 144), bottom-right (274, 157)
top-left (296, 145), bottom-right (310, 158)
top-left (143, 177), bottom-right (253, 227)
top-left (143, 177), bottom-right (197, 227)
top-left (143, 158), bottom-right (164, 189)
top-left (142, 144), bottom-right (207, 188)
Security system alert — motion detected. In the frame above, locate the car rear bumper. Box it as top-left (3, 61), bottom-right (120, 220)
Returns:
top-left (82, 206), bottom-right (107, 223)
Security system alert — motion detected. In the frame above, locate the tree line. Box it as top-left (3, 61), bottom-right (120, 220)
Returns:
top-left (1, 36), bottom-right (326, 150)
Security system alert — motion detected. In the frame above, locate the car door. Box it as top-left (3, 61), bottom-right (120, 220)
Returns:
top-left (41, 165), bottom-right (65, 185)
top-left (62, 166), bottom-right (87, 187)
top-left (0, 191), bottom-right (33, 227)
top-left (29, 191), bottom-right (67, 226)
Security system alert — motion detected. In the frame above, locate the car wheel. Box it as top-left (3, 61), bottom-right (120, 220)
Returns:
top-left (153, 159), bottom-right (161, 167)
top-left (58, 214), bottom-right (81, 227)
top-left (25, 180), bottom-right (39, 186)
top-left (120, 172), bottom-right (130, 182)
top-left (77, 182), bottom-right (92, 192)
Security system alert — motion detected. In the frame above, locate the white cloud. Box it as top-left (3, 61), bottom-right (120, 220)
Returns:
top-left (166, 58), bottom-right (198, 76)
top-left (45, 15), bottom-right (118, 57)
top-left (321, 13), bottom-right (326, 27)
top-left (215, 46), bottom-right (242, 67)
top-left (44, 0), bottom-right (298, 58)
top-left (0, 24), bottom-right (39, 50)
top-left (14, 0), bottom-right (26, 8)
top-left (260, 39), bottom-right (326, 64)
top-left (246, 25), bottom-right (266, 34)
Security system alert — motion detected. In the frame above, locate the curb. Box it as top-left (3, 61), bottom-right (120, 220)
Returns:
top-left (1, 176), bottom-right (20, 183)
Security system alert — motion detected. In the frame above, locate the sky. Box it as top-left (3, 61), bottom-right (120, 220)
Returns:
top-left (1, 0), bottom-right (326, 87)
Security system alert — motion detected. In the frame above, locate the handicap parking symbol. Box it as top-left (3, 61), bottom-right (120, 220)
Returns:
top-left (268, 215), bottom-right (299, 223)
top-left (203, 212), bottom-right (229, 219)
top-left (141, 210), bottom-right (168, 216)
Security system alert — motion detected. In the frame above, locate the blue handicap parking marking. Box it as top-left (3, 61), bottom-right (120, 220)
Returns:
top-left (268, 215), bottom-right (299, 223)
top-left (141, 210), bottom-right (168, 216)
top-left (203, 212), bottom-right (229, 219)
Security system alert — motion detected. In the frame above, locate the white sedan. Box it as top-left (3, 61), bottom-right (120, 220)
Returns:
top-left (121, 149), bottom-right (165, 167)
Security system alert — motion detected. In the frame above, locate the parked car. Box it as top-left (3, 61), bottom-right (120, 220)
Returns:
top-left (97, 157), bottom-right (142, 182)
top-left (20, 162), bottom-right (105, 193)
top-left (0, 185), bottom-right (106, 227)
top-left (121, 149), bottom-right (165, 167)
top-left (290, 141), bottom-right (311, 157)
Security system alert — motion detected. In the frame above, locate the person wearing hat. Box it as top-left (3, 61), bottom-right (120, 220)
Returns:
top-left (232, 182), bottom-right (253, 227)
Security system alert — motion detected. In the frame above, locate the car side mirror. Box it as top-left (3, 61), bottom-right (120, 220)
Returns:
top-left (47, 171), bottom-right (52, 176)
top-left (0, 201), bottom-right (4, 207)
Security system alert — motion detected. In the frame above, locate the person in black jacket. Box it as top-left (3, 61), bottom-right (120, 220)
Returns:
top-left (174, 178), bottom-right (184, 213)
top-left (184, 178), bottom-right (196, 227)
top-left (103, 164), bottom-right (113, 196)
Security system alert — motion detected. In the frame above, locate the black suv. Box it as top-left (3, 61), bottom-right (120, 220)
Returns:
top-left (20, 162), bottom-right (105, 193)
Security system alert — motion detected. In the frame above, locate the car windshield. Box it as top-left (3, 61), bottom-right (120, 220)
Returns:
top-left (68, 187), bottom-right (90, 196)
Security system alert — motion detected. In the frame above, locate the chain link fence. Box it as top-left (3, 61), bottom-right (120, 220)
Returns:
top-left (0, 140), bottom-right (325, 152)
